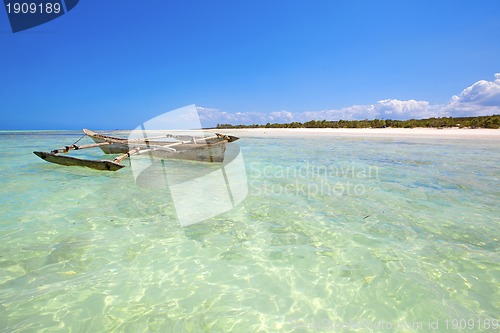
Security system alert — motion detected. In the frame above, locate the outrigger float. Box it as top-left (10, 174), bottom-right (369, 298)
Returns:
top-left (33, 129), bottom-right (239, 171)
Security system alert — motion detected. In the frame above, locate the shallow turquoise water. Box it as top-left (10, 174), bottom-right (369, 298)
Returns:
top-left (0, 131), bottom-right (499, 332)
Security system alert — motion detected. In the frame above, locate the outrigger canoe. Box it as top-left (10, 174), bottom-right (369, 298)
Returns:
top-left (33, 129), bottom-right (239, 171)
top-left (34, 151), bottom-right (126, 171)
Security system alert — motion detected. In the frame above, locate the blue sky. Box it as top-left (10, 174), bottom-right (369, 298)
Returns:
top-left (1, 0), bottom-right (499, 129)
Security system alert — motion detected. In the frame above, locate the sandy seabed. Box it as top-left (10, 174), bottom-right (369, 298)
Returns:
top-left (219, 127), bottom-right (500, 140)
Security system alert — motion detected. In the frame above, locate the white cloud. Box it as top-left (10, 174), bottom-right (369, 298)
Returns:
top-left (445, 73), bottom-right (500, 116)
top-left (268, 111), bottom-right (293, 123)
top-left (294, 99), bottom-right (437, 122)
top-left (197, 73), bottom-right (500, 126)
top-left (374, 99), bottom-right (436, 119)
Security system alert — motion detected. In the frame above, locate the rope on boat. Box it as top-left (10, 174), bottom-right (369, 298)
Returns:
top-left (72, 134), bottom-right (86, 146)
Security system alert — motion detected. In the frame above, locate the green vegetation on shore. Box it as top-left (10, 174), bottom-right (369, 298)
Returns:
top-left (215, 115), bottom-right (500, 129)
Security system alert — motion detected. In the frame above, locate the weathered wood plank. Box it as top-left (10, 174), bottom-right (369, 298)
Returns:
top-left (33, 151), bottom-right (125, 171)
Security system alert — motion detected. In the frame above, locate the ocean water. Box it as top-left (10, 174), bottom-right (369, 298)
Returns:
top-left (0, 131), bottom-right (499, 332)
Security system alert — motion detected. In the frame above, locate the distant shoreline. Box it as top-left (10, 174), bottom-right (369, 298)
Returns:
top-left (218, 127), bottom-right (500, 140)
top-left (2, 127), bottom-right (499, 140)
top-left (215, 115), bottom-right (500, 130)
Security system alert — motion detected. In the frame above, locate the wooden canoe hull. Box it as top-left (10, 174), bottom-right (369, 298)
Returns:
top-left (84, 129), bottom-right (228, 162)
top-left (33, 151), bottom-right (125, 171)
top-left (83, 129), bottom-right (129, 154)
top-left (147, 141), bottom-right (227, 163)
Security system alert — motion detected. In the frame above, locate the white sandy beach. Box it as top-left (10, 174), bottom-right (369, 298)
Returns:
top-left (220, 127), bottom-right (500, 140)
